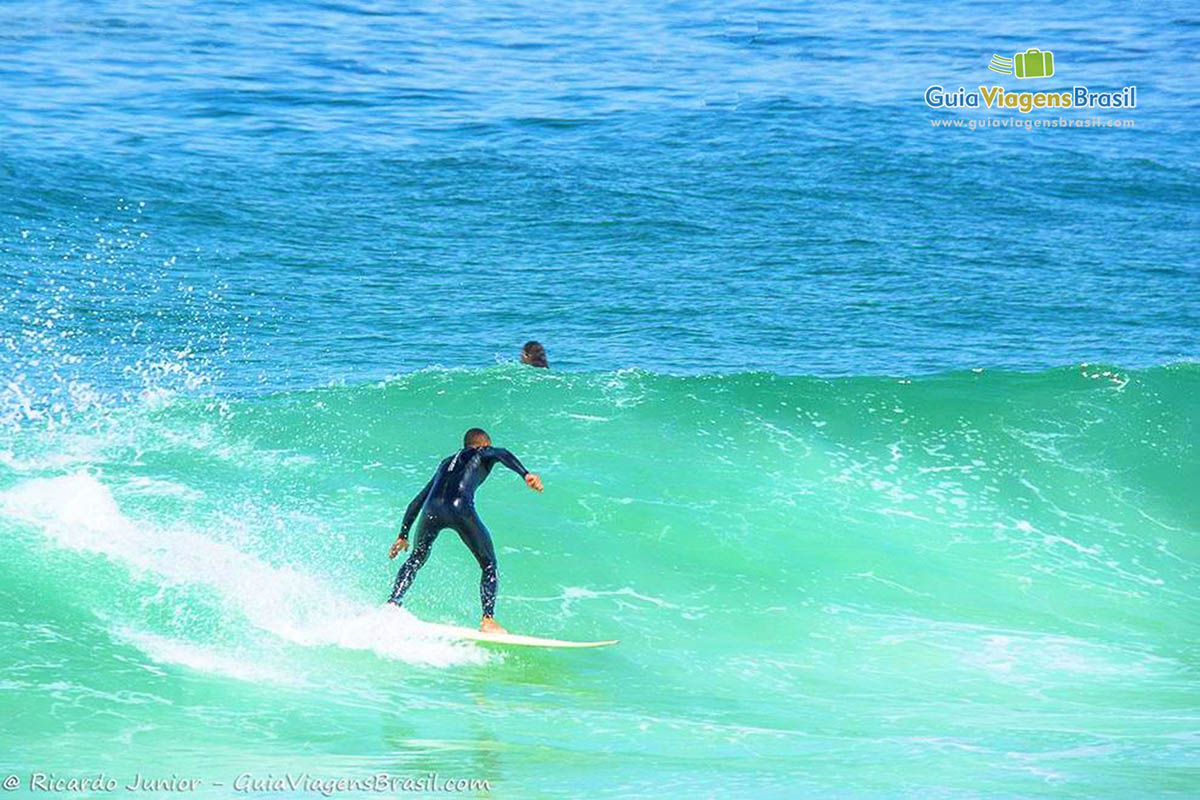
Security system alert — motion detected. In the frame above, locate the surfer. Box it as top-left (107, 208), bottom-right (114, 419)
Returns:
top-left (387, 428), bottom-right (543, 633)
top-left (520, 340), bottom-right (549, 368)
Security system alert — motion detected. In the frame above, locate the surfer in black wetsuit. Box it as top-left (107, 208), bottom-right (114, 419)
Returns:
top-left (387, 428), bottom-right (543, 633)
top-left (521, 340), bottom-right (548, 369)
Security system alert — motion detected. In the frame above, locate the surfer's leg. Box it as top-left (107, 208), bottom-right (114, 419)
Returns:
top-left (454, 512), bottom-right (500, 627)
top-left (388, 518), bottom-right (441, 606)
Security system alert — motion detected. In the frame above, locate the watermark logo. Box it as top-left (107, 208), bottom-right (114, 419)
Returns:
top-left (925, 48), bottom-right (1136, 119)
top-left (989, 49), bottom-right (1055, 79)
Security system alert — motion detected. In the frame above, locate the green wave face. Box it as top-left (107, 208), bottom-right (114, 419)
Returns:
top-left (1, 365), bottom-right (1196, 797)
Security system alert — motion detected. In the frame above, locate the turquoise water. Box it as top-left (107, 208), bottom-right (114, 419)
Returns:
top-left (1, 367), bottom-right (1197, 798)
top-left (2, 1), bottom-right (1198, 798)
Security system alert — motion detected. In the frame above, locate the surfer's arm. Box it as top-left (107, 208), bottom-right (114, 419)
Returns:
top-left (485, 447), bottom-right (543, 492)
top-left (395, 458), bottom-right (451, 549)
top-left (390, 477), bottom-right (432, 559)
top-left (398, 476), bottom-right (434, 538)
top-left (485, 446), bottom-right (529, 476)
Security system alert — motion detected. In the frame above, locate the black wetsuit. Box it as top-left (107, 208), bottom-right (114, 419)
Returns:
top-left (388, 446), bottom-right (530, 617)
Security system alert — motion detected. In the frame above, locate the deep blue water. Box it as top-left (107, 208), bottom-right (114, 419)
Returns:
top-left (1, 0), bottom-right (1197, 405)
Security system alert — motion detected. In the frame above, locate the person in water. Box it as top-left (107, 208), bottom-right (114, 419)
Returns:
top-left (521, 340), bottom-right (548, 368)
top-left (388, 428), bottom-right (543, 633)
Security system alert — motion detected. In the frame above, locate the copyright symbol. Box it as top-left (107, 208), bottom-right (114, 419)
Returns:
top-left (2, 775), bottom-right (19, 791)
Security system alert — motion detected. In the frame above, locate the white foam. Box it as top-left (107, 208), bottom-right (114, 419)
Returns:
top-left (308, 604), bottom-right (492, 667)
top-left (0, 472), bottom-right (492, 669)
top-left (120, 476), bottom-right (205, 500)
top-left (111, 626), bottom-right (304, 685)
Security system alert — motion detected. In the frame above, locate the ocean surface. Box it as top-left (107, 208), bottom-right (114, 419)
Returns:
top-left (1, 1), bottom-right (1198, 798)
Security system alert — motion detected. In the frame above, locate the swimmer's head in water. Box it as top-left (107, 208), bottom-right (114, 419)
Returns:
top-left (463, 428), bottom-right (491, 448)
top-left (521, 341), bottom-right (548, 368)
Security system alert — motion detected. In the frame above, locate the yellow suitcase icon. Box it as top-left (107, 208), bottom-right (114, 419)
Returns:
top-left (1014, 48), bottom-right (1054, 79)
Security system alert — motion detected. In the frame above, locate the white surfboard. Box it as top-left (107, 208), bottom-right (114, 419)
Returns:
top-left (420, 621), bottom-right (618, 649)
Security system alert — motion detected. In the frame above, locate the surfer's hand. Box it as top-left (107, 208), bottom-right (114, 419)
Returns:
top-left (525, 473), bottom-right (543, 492)
top-left (389, 537), bottom-right (408, 559)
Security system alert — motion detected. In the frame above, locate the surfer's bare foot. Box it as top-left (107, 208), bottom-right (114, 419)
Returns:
top-left (480, 616), bottom-right (507, 634)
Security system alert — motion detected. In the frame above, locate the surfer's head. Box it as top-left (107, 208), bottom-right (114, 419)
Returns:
top-left (521, 340), bottom-right (548, 368)
top-left (463, 428), bottom-right (491, 448)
